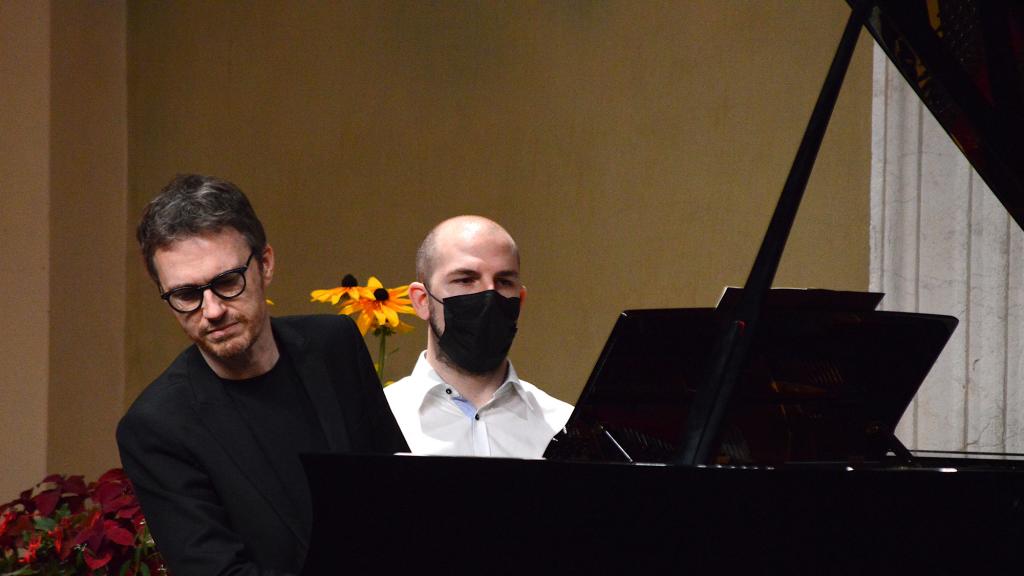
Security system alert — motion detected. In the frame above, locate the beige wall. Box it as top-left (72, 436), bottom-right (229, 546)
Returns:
top-left (2, 0), bottom-right (871, 497)
top-left (1, 0), bottom-right (51, 498)
top-left (0, 1), bottom-right (126, 499)
top-left (48, 0), bottom-right (127, 481)
top-left (127, 1), bottom-right (872, 405)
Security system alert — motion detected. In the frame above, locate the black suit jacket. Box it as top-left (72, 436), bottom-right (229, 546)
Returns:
top-left (117, 315), bottom-right (408, 576)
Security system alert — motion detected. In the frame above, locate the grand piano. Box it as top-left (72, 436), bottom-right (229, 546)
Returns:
top-left (302, 1), bottom-right (1024, 573)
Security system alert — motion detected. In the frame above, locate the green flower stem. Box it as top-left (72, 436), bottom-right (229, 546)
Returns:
top-left (377, 331), bottom-right (388, 383)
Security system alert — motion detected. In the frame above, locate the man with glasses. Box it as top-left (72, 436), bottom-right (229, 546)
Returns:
top-left (116, 174), bottom-right (407, 576)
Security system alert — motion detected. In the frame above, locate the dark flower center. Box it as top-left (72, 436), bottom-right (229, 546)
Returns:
top-left (342, 274), bottom-right (358, 287)
top-left (373, 288), bottom-right (390, 301)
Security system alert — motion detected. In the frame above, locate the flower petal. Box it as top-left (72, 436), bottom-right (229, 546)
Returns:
top-left (348, 287), bottom-right (374, 301)
top-left (381, 306), bottom-right (399, 327)
top-left (371, 307), bottom-right (388, 327)
top-left (310, 288), bottom-right (340, 303)
top-left (338, 302), bottom-right (363, 316)
top-left (388, 302), bottom-right (416, 314)
top-left (355, 312), bottom-right (373, 335)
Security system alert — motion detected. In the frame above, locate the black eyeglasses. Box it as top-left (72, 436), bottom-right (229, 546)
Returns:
top-left (160, 252), bottom-right (256, 313)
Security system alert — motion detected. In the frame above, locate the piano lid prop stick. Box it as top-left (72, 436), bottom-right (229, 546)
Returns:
top-left (676, 0), bottom-right (871, 466)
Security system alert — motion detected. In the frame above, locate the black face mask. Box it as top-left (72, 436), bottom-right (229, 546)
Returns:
top-left (427, 288), bottom-right (521, 374)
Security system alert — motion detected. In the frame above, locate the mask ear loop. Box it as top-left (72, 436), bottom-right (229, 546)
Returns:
top-left (422, 285), bottom-right (445, 305)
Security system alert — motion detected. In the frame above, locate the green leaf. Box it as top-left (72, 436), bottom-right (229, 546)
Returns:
top-left (118, 562), bottom-right (130, 576)
top-left (140, 562), bottom-right (151, 576)
top-left (33, 516), bottom-right (56, 531)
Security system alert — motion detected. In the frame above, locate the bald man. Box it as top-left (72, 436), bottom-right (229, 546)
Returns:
top-left (385, 216), bottom-right (573, 458)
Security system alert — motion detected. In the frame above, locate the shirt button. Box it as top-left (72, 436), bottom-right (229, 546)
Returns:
top-left (474, 414), bottom-right (480, 421)
top-left (445, 388), bottom-right (452, 395)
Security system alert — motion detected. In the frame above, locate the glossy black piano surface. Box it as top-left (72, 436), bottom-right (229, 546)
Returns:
top-left (300, 2), bottom-right (1024, 573)
top-left (544, 293), bottom-right (958, 466)
top-left (864, 0), bottom-right (1024, 228)
top-left (301, 453), bottom-right (1024, 574)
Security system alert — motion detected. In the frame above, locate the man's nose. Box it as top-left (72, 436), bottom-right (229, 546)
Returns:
top-left (201, 288), bottom-right (227, 319)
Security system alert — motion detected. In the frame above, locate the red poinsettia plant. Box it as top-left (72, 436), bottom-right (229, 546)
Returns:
top-left (0, 469), bottom-right (167, 576)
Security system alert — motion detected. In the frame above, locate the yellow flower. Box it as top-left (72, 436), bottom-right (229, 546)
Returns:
top-left (308, 272), bottom-right (419, 384)
top-left (310, 274), bottom-right (370, 305)
top-left (339, 276), bottom-right (416, 335)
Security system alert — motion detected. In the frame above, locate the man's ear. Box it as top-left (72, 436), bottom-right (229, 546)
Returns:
top-left (519, 285), bottom-right (527, 305)
top-left (259, 244), bottom-right (275, 287)
top-left (409, 282), bottom-right (430, 320)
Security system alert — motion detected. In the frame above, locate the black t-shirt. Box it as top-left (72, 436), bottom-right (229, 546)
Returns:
top-left (221, 352), bottom-right (328, 516)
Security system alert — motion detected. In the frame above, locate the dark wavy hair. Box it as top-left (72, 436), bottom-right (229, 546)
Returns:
top-left (137, 174), bottom-right (267, 285)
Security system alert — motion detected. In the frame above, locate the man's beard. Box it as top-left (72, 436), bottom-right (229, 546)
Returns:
top-left (197, 313), bottom-right (262, 364)
top-left (427, 298), bottom-right (502, 377)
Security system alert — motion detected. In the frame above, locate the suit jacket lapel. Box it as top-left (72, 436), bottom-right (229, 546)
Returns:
top-left (273, 318), bottom-right (352, 452)
top-left (186, 346), bottom-right (308, 548)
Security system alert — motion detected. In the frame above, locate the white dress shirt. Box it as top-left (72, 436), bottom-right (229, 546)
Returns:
top-left (385, 352), bottom-right (574, 458)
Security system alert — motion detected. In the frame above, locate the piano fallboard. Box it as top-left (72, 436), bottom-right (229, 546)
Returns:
top-left (302, 453), bottom-right (1024, 575)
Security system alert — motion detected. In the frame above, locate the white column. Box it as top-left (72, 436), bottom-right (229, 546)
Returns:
top-left (871, 44), bottom-right (1023, 453)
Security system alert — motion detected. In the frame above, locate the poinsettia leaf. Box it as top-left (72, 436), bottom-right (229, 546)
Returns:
top-left (72, 509), bottom-right (100, 541)
top-left (93, 483), bottom-right (124, 506)
top-left (88, 530), bottom-right (104, 551)
top-left (72, 512), bottom-right (102, 549)
top-left (97, 468), bottom-right (128, 484)
top-left (59, 496), bottom-right (84, 516)
top-left (32, 490), bottom-right (60, 517)
top-left (0, 470), bottom-right (170, 576)
top-left (63, 475), bottom-right (87, 496)
top-left (11, 515), bottom-right (33, 534)
top-left (0, 509), bottom-right (15, 530)
top-left (103, 495), bottom-right (135, 515)
top-left (116, 505), bottom-right (140, 519)
top-left (104, 520), bottom-right (136, 547)
top-left (84, 547), bottom-right (113, 570)
top-left (70, 528), bottom-right (89, 548)
top-left (59, 536), bottom-right (75, 560)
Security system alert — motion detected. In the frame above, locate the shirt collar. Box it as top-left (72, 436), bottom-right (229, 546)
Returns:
top-left (411, 352), bottom-right (534, 419)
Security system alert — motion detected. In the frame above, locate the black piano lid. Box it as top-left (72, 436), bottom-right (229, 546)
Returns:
top-left (548, 1), bottom-right (1024, 467)
top-left (545, 289), bottom-right (958, 465)
top-left (299, 8), bottom-right (1024, 573)
top-left (863, 0), bottom-right (1024, 229)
